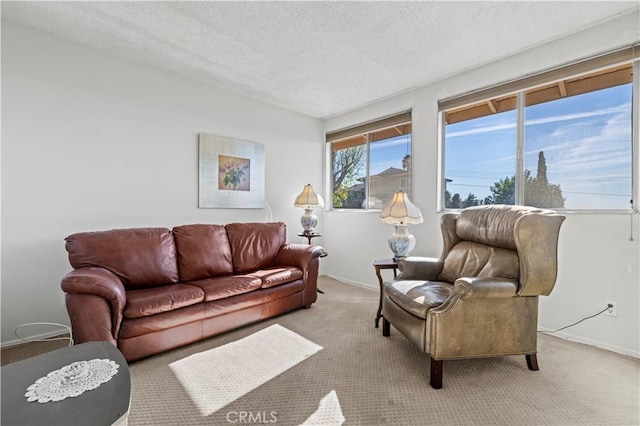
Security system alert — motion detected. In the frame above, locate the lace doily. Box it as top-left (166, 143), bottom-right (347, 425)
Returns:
top-left (25, 358), bottom-right (119, 403)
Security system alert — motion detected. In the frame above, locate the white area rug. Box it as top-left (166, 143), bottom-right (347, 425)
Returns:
top-left (300, 390), bottom-right (345, 426)
top-left (169, 324), bottom-right (323, 417)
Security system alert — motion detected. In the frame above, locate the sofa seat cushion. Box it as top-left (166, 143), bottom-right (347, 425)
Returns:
top-left (385, 280), bottom-right (453, 319)
top-left (124, 284), bottom-right (205, 319)
top-left (119, 304), bottom-right (205, 338)
top-left (249, 267), bottom-right (303, 289)
top-left (188, 275), bottom-right (262, 302)
top-left (203, 280), bottom-right (305, 318)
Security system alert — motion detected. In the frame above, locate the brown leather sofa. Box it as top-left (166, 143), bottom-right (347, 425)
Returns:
top-left (381, 205), bottom-right (565, 388)
top-left (61, 222), bottom-right (323, 362)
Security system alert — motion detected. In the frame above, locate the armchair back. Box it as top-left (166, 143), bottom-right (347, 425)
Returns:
top-left (438, 205), bottom-right (565, 296)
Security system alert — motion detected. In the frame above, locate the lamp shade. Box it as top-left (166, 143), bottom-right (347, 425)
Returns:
top-left (379, 191), bottom-right (423, 224)
top-left (294, 184), bottom-right (324, 208)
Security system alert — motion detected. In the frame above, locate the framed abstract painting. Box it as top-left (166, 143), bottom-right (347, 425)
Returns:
top-left (198, 133), bottom-right (265, 208)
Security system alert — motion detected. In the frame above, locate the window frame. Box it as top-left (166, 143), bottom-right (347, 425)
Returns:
top-left (326, 111), bottom-right (413, 212)
top-left (438, 47), bottom-right (639, 213)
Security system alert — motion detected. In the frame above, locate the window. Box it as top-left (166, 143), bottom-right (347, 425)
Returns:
top-left (327, 112), bottom-right (412, 210)
top-left (440, 49), bottom-right (638, 211)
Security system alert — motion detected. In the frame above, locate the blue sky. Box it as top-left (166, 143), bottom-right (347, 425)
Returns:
top-left (370, 134), bottom-right (411, 176)
top-left (445, 84), bottom-right (633, 209)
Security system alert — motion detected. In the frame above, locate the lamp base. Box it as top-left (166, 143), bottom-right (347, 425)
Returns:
top-left (301, 208), bottom-right (318, 234)
top-left (388, 224), bottom-right (416, 261)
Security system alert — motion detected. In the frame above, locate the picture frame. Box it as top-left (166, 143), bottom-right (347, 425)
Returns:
top-left (198, 133), bottom-right (265, 208)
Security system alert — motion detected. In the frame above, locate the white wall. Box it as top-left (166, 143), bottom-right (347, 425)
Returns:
top-left (1, 21), bottom-right (325, 345)
top-left (324, 11), bottom-right (640, 357)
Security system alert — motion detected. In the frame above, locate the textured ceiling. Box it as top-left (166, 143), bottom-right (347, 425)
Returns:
top-left (2, 1), bottom-right (638, 118)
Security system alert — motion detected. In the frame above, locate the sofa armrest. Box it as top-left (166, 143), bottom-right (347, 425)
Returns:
top-left (275, 244), bottom-right (323, 270)
top-left (61, 267), bottom-right (127, 344)
top-left (396, 257), bottom-right (443, 281)
top-left (275, 244), bottom-right (323, 307)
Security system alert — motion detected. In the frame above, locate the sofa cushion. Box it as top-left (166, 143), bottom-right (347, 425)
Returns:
top-left (225, 222), bottom-right (286, 273)
top-left (385, 280), bottom-right (453, 319)
top-left (439, 241), bottom-right (519, 284)
top-left (173, 224), bottom-right (234, 281)
top-left (187, 275), bottom-right (262, 302)
top-left (65, 228), bottom-right (179, 289)
top-left (119, 303), bottom-right (206, 339)
top-left (249, 267), bottom-right (304, 289)
top-left (124, 283), bottom-right (205, 319)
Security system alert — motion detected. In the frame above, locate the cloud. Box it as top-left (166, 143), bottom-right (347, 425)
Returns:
top-left (446, 103), bottom-right (630, 138)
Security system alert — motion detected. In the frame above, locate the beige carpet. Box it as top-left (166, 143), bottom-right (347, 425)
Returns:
top-left (128, 276), bottom-right (639, 425)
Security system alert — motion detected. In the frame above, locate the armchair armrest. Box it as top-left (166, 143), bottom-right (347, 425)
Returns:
top-left (427, 276), bottom-right (534, 360)
top-left (61, 267), bottom-right (127, 344)
top-left (396, 257), bottom-right (443, 281)
top-left (453, 277), bottom-right (518, 299)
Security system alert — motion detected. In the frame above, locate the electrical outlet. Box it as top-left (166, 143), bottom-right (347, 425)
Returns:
top-left (605, 302), bottom-right (617, 317)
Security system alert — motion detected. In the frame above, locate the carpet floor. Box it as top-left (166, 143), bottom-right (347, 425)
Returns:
top-left (122, 276), bottom-right (639, 425)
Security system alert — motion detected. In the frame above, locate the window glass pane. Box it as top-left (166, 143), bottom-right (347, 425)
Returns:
top-left (524, 84), bottom-right (632, 209)
top-left (331, 137), bottom-right (366, 209)
top-left (368, 133), bottom-right (411, 209)
top-left (444, 110), bottom-right (517, 208)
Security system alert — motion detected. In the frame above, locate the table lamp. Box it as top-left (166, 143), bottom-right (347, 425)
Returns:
top-left (294, 184), bottom-right (324, 234)
top-left (379, 190), bottom-right (423, 260)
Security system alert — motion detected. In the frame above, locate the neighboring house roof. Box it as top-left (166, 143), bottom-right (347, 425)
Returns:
top-left (371, 167), bottom-right (407, 178)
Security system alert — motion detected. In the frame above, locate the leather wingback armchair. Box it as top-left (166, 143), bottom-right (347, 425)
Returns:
top-left (381, 205), bottom-right (565, 389)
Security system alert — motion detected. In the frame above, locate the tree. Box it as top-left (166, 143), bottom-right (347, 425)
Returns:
top-left (487, 175), bottom-right (515, 205)
top-left (332, 146), bottom-right (365, 207)
top-left (536, 151), bottom-right (548, 183)
top-left (525, 151), bottom-right (565, 208)
top-left (402, 154), bottom-right (412, 171)
top-left (462, 193), bottom-right (479, 207)
top-left (444, 151), bottom-right (565, 209)
top-left (445, 191), bottom-right (480, 208)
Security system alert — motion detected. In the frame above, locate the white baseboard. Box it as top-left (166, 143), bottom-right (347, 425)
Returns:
top-left (1, 326), bottom-right (72, 349)
top-left (538, 327), bottom-right (639, 359)
top-left (320, 273), bottom-right (377, 292)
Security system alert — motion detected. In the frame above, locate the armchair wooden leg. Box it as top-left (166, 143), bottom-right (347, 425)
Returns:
top-left (526, 354), bottom-right (539, 371)
top-left (382, 318), bottom-right (390, 336)
top-left (430, 358), bottom-right (443, 389)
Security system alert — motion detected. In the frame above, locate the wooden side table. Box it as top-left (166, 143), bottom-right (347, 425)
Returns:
top-left (297, 232), bottom-right (322, 245)
top-left (373, 258), bottom-right (398, 328)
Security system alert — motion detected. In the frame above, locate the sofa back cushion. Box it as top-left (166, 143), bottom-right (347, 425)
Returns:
top-left (65, 228), bottom-right (179, 289)
top-left (172, 224), bottom-right (234, 281)
top-left (225, 222), bottom-right (286, 273)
